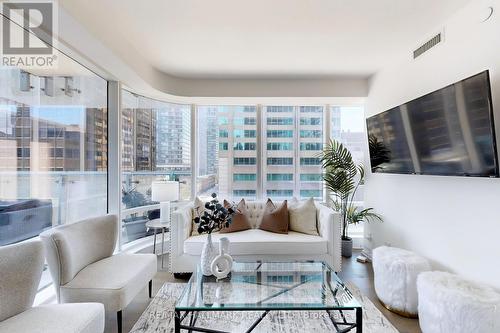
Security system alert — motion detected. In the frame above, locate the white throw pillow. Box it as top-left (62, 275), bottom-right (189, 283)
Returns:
top-left (288, 197), bottom-right (319, 235)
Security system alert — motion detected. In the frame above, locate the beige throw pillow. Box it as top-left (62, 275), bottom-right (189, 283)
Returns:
top-left (288, 197), bottom-right (319, 235)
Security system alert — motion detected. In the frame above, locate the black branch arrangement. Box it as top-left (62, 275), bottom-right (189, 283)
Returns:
top-left (193, 193), bottom-right (236, 234)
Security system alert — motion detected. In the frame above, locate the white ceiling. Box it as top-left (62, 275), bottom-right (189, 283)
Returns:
top-left (60, 0), bottom-right (471, 80)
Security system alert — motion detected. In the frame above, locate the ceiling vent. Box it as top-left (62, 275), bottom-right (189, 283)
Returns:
top-left (413, 32), bottom-right (442, 59)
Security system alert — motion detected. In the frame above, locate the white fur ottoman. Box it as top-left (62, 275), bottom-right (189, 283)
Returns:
top-left (372, 246), bottom-right (431, 317)
top-left (417, 271), bottom-right (500, 333)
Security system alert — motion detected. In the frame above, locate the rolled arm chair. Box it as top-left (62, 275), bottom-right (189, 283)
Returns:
top-left (0, 240), bottom-right (104, 333)
top-left (40, 214), bottom-right (157, 333)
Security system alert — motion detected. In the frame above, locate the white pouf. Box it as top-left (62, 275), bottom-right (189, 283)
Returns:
top-left (417, 271), bottom-right (500, 333)
top-left (372, 246), bottom-right (431, 317)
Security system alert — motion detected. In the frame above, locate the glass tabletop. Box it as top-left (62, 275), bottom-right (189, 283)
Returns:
top-left (175, 261), bottom-right (361, 311)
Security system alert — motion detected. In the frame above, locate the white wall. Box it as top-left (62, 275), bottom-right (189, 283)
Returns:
top-left (364, 0), bottom-right (500, 289)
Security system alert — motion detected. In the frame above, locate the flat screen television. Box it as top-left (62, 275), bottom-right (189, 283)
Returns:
top-left (366, 71), bottom-right (499, 177)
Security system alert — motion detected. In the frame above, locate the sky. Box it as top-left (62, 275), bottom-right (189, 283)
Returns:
top-left (33, 106), bottom-right (85, 125)
top-left (341, 106), bottom-right (365, 132)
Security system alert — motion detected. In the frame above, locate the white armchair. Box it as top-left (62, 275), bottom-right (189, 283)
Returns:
top-left (40, 214), bottom-right (157, 333)
top-left (170, 201), bottom-right (342, 275)
top-left (0, 241), bottom-right (104, 333)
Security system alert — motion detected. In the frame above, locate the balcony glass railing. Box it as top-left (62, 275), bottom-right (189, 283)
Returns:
top-left (121, 171), bottom-right (192, 244)
top-left (0, 171), bottom-right (107, 246)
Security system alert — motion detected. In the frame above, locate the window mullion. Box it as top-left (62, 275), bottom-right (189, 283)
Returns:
top-left (191, 104), bottom-right (197, 200)
top-left (256, 104), bottom-right (263, 200)
top-left (107, 81), bottom-right (122, 250)
top-left (294, 105), bottom-right (300, 199)
top-left (324, 104), bottom-right (331, 204)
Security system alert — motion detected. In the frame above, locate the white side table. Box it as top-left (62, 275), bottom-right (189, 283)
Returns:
top-left (146, 219), bottom-right (169, 269)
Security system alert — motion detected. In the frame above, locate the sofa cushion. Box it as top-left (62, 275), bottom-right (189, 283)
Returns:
top-left (0, 303), bottom-right (104, 333)
top-left (60, 253), bottom-right (156, 311)
top-left (220, 199), bottom-right (251, 233)
top-left (288, 197), bottom-right (319, 235)
top-left (258, 199), bottom-right (289, 234)
top-left (184, 229), bottom-right (327, 255)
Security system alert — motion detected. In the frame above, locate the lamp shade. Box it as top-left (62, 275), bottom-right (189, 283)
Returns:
top-left (151, 181), bottom-right (179, 202)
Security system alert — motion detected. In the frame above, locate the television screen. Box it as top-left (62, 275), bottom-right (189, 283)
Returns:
top-left (367, 71), bottom-right (499, 177)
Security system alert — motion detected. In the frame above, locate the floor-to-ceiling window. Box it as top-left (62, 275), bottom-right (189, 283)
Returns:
top-left (0, 66), bottom-right (108, 246)
top-left (330, 105), bottom-right (366, 239)
top-left (0, 57), bottom-right (108, 291)
top-left (194, 104), bottom-right (366, 203)
top-left (121, 90), bottom-right (191, 243)
top-left (331, 105), bottom-right (366, 202)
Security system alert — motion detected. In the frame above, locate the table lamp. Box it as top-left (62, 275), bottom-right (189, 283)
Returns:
top-left (151, 181), bottom-right (179, 224)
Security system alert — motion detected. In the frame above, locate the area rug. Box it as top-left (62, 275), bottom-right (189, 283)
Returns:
top-left (130, 281), bottom-right (398, 333)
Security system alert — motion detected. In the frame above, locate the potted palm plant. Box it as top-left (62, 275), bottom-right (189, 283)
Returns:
top-left (320, 139), bottom-right (383, 257)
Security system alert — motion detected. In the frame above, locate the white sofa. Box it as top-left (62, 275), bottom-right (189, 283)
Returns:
top-left (170, 201), bottom-right (342, 274)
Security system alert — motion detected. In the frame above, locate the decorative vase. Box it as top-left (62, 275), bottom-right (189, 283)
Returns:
top-left (200, 233), bottom-right (217, 276)
top-left (342, 238), bottom-right (353, 258)
top-left (211, 237), bottom-right (233, 279)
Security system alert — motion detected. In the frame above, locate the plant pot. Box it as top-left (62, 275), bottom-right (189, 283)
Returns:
top-left (342, 238), bottom-right (353, 258)
top-left (200, 233), bottom-right (217, 276)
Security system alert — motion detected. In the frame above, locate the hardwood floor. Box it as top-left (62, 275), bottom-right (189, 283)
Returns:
top-left (105, 251), bottom-right (421, 333)
top-left (338, 251), bottom-right (421, 333)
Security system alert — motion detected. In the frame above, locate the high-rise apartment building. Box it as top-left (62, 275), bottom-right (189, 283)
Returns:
top-left (340, 130), bottom-right (365, 163)
top-left (263, 106), bottom-right (324, 200)
top-left (331, 106), bottom-right (342, 138)
top-left (85, 108), bottom-right (108, 171)
top-left (121, 107), bottom-right (135, 172)
top-left (210, 105), bottom-right (326, 200)
top-left (121, 102), bottom-right (191, 174)
top-left (135, 109), bottom-right (156, 171)
top-left (195, 104), bottom-right (367, 200)
top-left (216, 106), bottom-right (258, 199)
top-left (197, 106), bottom-right (218, 176)
top-left (155, 104), bottom-right (191, 176)
top-left (0, 102), bottom-right (108, 173)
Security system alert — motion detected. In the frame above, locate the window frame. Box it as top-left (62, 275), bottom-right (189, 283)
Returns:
top-left (192, 103), bottom-right (365, 201)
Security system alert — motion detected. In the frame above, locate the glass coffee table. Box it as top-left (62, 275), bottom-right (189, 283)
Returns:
top-left (174, 261), bottom-right (362, 332)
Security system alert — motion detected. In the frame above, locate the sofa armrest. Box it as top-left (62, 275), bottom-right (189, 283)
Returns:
top-left (170, 203), bottom-right (193, 258)
top-left (317, 203), bottom-right (342, 272)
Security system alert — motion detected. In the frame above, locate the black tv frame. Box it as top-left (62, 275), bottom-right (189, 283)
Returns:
top-left (367, 70), bottom-right (499, 178)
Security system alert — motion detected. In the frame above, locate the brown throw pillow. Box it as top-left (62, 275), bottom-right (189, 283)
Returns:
top-left (220, 199), bottom-right (252, 233)
top-left (258, 199), bottom-right (289, 234)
